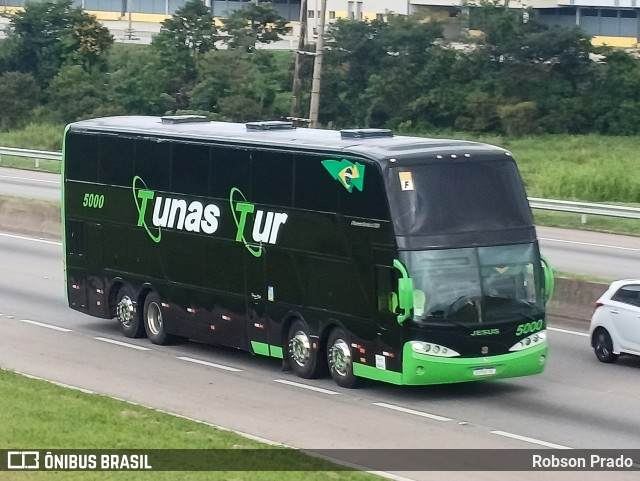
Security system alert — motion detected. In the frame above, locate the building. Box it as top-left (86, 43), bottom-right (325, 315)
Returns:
top-left (1, 0), bottom-right (638, 46)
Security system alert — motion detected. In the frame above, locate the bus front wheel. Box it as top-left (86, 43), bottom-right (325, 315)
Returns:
top-left (116, 285), bottom-right (144, 338)
top-left (327, 328), bottom-right (361, 388)
top-left (287, 320), bottom-right (319, 379)
top-left (143, 292), bottom-right (173, 345)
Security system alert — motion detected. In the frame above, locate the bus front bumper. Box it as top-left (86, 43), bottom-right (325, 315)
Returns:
top-left (353, 341), bottom-right (548, 385)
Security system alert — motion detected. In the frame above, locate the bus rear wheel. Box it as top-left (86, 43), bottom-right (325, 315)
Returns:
top-left (287, 320), bottom-right (320, 379)
top-left (327, 328), bottom-right (361, 388)
top-left (143, 292), bottom-right (173, 345)
top-left (116, 285), bottom-right (144, 338)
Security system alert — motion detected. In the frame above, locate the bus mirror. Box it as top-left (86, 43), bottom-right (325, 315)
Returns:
top-left (393, 259), bottom-right (413, 325)
top-left (398, 277), bottom-right (414, 310)
top-left (541, 256), bottom-right (554, 304)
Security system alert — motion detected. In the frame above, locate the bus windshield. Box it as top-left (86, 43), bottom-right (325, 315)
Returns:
top-left (401, 243), bottom-right (544, 325)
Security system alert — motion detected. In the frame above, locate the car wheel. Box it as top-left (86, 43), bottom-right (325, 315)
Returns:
top-left (116, 285), bottom-right (145, 338)
top-left (327, 327), bottom-right (362, 388)
top-left (594, 328), bottom-right (618, 363)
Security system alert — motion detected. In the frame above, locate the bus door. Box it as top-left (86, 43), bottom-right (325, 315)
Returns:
top-left (374, 256), bottom-right (403, 353)
top-left (244, 247), bottom-right (270, 354)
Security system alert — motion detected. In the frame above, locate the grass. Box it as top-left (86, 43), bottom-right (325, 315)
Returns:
top-left (0, 369), bottom-right (379, 480)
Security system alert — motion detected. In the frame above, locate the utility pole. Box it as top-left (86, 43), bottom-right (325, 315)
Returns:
top-left (290, 0), bottom-right (308, 120)
top-left (308, 0), bottom-right (326, 128)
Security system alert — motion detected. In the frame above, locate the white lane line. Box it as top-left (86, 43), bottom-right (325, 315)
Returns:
top-left (491, 430), bottom-right (571, 449)
top-left (0, 231), bottom-right (61, 246)
top-left (539, 237), bottom-right (640, 253)
top-left (17, 319), bottom-right (72, 332)
top-left (274, 379), bottom-right (339, 395)
top-left (548, 327), bottom-right (590, 338)
top-left (94, 337), bottom-right (150, 351)
top-left (177, 356), bottom-right (242, 372)
top-left (0, 174), bottom-right (59, 184)
top-left (373, 402), bottom-right (452, 422)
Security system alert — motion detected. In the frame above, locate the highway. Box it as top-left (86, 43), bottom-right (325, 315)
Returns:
top-left (0, 230), bottom-right (639, 480)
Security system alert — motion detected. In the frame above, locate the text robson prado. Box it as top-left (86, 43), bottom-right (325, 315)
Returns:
top-left (532, 454), bottom-right (634, 469)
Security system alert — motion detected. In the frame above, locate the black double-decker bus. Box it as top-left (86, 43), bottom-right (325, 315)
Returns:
top-left (63, 116), bottom-right (553, 388)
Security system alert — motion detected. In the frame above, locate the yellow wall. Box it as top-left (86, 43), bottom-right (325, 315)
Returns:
top-left (592, 36), bottom-right (638, 48)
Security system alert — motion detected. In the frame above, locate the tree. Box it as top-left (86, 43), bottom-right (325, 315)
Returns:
top-left (151, 0), bottom-right (219, 108)
top-left (0, 72), bottom-right (40, 131)
top-left (2, 0), bottom-right (113, 85)
top-left (221, 3), bottom-right (290, 53)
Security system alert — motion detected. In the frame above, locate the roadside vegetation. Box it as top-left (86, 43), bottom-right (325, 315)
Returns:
top-left (0, 369), bottom-right (379, 480)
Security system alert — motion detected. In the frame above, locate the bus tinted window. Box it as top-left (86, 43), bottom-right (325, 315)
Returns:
top-left (134, 139), bottom-right (171, 192)
top-left (66, 133), bottom-right (98, 182)
top-left (210, 147), bottom-right (251, 200)
top-left (252, 150), bottom-right (293, 207)
top-left (339, 163), bottom-right (388, 220)
top-left (100, 136), bottom-right (134, 186)
top-left (172, 143), bottom-right (209, 197)
top-left (294, 155), bottom-right (339, 213)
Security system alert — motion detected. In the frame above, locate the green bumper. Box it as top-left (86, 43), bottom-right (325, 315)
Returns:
top-left (353, 341), bottom-right (548, 385)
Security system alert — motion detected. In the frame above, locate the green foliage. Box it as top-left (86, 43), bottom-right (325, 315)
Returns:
top-left (0, 71), bottom-right (40, 131)
top-left (497, 101), bottom-right (540, 137)
top-left (221, 3), bottom-right (290, 52)
top-left (2, 0), bottom-right (113, 85)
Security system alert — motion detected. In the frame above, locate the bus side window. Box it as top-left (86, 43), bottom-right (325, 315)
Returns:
top-left (251, 151), bottom-right (293, 208)
top-left (66, 220), bottom-right (85, 258)
top-left (134, 139), bottom-right (170, 192)
top-left (294, 155), bottom-right (339, 213)
top-left (66, 133), bottom-right (98, 182)
top-left (339, 162), bottom-right (389, 221)
top-left (210, 147), bottom-right (251, 200)
top-left (99, 136), bottom-right (134, 187)
top-left (172, 143), bottom-right (209, 197)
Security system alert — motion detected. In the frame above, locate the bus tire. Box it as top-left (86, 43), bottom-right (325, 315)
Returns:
top-left (116, 285), bottom-right (144, 338)
top-left (287, 320), bottom-right (319, 379)
top-left (143, 292), bottom-right (173, 345)
top-left (327, 327), bottom-right (361, 388)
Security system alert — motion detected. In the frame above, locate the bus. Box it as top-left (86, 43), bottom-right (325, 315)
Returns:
top-left (63, 115), bottom-right (553, 388)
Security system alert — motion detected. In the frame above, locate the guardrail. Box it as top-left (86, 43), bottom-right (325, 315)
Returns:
top-left (1, 146), bottom-right (639, 221)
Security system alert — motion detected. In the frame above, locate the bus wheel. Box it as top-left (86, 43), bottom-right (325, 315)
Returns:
top-left (327, 328), bottom-right (361, 388)
top-left (116, 286), bottom-right (144, 338)
top-left (288, 320), bottom-right (319, 379)
top-left (143, 292), bottom-right (172, 345)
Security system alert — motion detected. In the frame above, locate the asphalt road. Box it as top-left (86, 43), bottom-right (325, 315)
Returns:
top-left (0, 231), bottom-right (639, 480)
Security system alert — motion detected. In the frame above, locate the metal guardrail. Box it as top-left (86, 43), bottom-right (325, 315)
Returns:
top-left (1, 146), bottom-right (639, 221)
top-left (0, 146), bottom-right (62, 168)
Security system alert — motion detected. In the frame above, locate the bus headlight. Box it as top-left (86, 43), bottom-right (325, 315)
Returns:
top-left (509, 330), bottom-right (547, 352)
top-left (410, 341), bottom-right (460, 358)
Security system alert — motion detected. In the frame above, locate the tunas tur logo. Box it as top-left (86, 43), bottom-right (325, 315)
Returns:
top-left (132, 176), bottom-right (287, 258)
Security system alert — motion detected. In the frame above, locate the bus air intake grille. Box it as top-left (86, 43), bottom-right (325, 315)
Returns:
top-left (340, 129), bottom-right (393, 139)
top-left (246, 121), bottom-right (295, 131)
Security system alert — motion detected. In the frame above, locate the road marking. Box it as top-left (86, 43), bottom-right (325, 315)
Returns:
top-left (491, 430), bottom-right (571, 449)
top-left (548, 326), bottom-right (590, 338)
top-left (373, 402), bottom-right (452, 422)
top-left (0, 173), bottom-right (59, 184)
top-left (17, 319), bottom-right (72, 332)
top-left (94, 337), bottom-right (150, 351)
top-left (177, 356), bottom-right (242, 372)
top-left (274, 379), bottom-right (339, 395)
top-left (0, 231), bottom-right (61, 246)
top-left (540, 237), bottom-right (640, 253)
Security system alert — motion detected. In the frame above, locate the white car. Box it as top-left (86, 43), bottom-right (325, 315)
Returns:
top-left (589, 279), bottom-right (640, 363)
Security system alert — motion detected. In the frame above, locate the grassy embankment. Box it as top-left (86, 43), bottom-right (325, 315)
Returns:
top-left (0, 369), bottom-right (379, 480)
top-left (1, 125), bottom-right (639, 236)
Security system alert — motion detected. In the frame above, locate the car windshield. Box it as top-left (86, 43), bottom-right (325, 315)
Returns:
top-left (401, 243), bottom-right (544, 325)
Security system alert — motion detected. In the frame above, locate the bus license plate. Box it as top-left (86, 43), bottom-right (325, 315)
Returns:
top-left (473, 367), bottom-right (496, 377)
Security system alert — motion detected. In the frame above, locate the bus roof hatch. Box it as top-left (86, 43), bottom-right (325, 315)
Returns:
top-left (340, 128), bottom-right (393, 139)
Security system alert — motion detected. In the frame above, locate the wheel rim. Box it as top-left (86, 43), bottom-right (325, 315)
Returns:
top-left (146, 301), bottom-right (163, 336)
top-left (596, 332), bottom-right (610, 359)
top-left (329, 338), bottom-right (352, 377)
top-left (117, 295), bottom-right (134, 328)
top-left (289, 330), bottom-right (311, 367)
